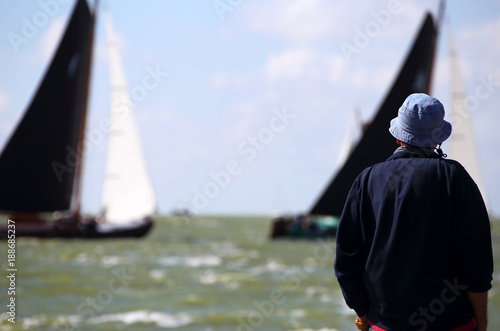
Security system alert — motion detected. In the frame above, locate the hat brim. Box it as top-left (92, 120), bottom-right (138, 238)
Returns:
top-left (389, 117), bottom-right (452, 147)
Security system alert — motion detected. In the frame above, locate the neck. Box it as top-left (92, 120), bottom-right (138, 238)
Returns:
top-left (399, 142), bottom-right (435, 151)
top-left (395, 144), bottom-right (437, 157)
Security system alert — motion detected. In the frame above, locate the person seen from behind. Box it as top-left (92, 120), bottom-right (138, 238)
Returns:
top-left (334, 93), bottom-right (493, 331)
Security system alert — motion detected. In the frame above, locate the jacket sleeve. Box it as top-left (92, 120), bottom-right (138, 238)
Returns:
top-left (334, 179), bottom-right (369, 316)
top-left (452, 165), bottom-right (493, 293)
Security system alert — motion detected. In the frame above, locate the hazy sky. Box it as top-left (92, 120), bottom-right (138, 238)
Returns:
top-left (0, 0), bottom-right (499, 217)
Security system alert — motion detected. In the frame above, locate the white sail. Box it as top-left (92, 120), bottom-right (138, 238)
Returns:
top-left (101, 12), bottom-right (156, 223)
top-left (447, 24), bottom-right (489, 212)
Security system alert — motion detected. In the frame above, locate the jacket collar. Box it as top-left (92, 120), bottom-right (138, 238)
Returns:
top-left (387, 146), bottom-right (440, 161)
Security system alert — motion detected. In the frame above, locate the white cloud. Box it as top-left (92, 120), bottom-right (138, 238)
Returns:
top-left (241, 0), bottom-right (436, 47)
top-left (327, 55), bottom-right (348, 83)
top-left (265, 48), bottom-right (348, 84)
top-left (242, 0), bottom-right (340, 44)
top-left (265, 48), bottom-right (318, 83)
top-left (209, 72), bottom-right (251, 90)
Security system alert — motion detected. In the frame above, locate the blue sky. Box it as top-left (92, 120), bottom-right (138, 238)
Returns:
top-left (0, 0), bottom-right (499, 217)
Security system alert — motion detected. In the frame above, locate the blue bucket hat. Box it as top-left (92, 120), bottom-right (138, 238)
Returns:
top-left (389, 93), bottom-right (452, 147)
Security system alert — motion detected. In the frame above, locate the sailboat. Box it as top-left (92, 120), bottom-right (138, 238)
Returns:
top-left (0, 0), bottom-right (155, 238)
top-left (270, 10), bottom-right (439, 239)
top-left (91, 11), bottom-right (157, 238)
top-left (446, 23), bottom-right (490, 213)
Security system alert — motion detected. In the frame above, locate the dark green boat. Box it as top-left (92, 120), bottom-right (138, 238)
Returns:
top-left (270, 215), bottom-right (339, 239)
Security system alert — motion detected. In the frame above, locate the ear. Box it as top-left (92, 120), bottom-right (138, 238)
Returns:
top-left (396, 139), bottom-right (403, 145)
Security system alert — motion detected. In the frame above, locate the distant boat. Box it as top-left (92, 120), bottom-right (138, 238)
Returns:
top-left (270, 10), bottom-right (439, 239)
top-left (446, 23), bottom-right (490, 213)
top-left (0, 0), bottom-right (155, 238)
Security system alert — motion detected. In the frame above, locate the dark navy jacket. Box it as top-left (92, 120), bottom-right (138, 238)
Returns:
top-left (335, 149), bottom-right (493, 330)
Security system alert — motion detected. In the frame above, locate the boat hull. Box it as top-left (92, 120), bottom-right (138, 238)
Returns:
top-left (88, 217), bottom-right (154, 239)
top-left (269, 215), bottom-right (338, 240)
top-left (0, 216), bottom-right (153, 239)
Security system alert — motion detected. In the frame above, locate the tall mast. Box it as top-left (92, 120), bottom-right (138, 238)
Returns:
top-left (72, 0), bottom-right (98, 218)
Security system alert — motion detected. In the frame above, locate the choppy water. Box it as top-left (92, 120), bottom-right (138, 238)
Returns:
top-left (0, 216), bottom-right (499, 331)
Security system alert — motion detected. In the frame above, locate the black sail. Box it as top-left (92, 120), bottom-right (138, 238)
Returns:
top-left (0, 0), bottom-right (93, 213)
top-left (309, 13), bottom-right (437, 217)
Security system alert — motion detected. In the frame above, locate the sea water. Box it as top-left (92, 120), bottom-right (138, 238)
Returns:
top-left (0, 216), bottom-right (499, 330)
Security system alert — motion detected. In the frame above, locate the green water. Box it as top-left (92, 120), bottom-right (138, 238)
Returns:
top-left (0, 216), bottom-right (499, 331)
